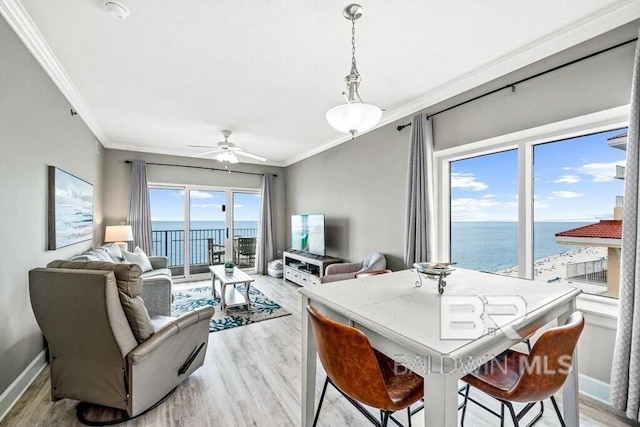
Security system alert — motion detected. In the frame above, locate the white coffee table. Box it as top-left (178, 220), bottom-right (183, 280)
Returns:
top-left (209, 265), bottom-right (255, 311)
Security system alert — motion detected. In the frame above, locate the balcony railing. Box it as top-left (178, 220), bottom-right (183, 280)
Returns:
top-left (615, 164), bottom-right (625, 180)
top-left (151, 228), bottom-right (257, 268)
top-left (566, 259), bottom-right (607, 286)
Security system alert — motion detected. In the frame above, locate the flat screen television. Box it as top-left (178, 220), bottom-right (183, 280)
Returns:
top-left (291, 214), bottom-right (325, 256)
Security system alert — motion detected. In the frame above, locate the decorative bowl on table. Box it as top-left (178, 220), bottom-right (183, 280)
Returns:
top-left (413, 262), bottom-right (456, 275)
top-left (412, 262), bottom-right (456, 294)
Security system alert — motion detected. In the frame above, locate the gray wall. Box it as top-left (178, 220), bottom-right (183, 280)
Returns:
top-left (286, 119), bottom-right (411, 271)
top-left (0, 17), bottom-right (104, 395)
top-left (102, 149), bottom-right (287, 255)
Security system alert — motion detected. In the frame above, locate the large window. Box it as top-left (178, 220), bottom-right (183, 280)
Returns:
top-left (440, 120), bottom-right (627, 299)
top-left (451, 150), bottom-right (518, 273)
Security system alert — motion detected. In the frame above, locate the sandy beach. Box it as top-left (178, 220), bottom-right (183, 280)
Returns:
top-left (497, 246), bottom-right (608, 293)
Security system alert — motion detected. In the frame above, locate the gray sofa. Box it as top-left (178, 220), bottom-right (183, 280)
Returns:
top-left (70, 243), bottom-right (172, 316)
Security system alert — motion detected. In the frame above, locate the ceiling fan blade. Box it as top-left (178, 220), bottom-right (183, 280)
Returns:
top-left (193, 149), bottom-right (222, 157)
top-left (235, 151), bottom-right (267, 162)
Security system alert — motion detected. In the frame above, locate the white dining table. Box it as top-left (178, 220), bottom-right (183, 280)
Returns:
top-left (299, 268), bottom-right (582, 427)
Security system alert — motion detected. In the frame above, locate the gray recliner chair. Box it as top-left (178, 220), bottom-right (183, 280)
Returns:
top-left (29, 261), bottom-right (214, 423)
top-left (320, 252), bottom-right (387, 283)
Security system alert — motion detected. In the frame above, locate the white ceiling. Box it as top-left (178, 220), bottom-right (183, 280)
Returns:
top-left (3, 0), bottom-right (640, 166)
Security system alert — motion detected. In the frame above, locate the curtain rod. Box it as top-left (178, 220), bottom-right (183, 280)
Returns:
top-left (397, 37), bottom-right (638, 132)
top-left (124, 160), bottom-right (277, 177)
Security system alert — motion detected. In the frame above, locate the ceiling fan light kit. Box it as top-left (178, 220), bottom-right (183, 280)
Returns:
top-left (188, 130), bottom-right (267, 164)
top-left (104, 1), bottom-right (129, 19)
top-left (326, 4), bottom-right (382, 138)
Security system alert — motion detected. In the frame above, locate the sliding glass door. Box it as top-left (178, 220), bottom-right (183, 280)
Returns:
top-left (149, 185), bottom-right (260, 278)
top-left (232, 192), bottom-right (261, 268)
top-left (189, 190), bottom-right (227, 274)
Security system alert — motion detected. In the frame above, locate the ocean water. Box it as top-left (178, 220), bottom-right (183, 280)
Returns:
top-left (451, 222), bottom-right (587, 272)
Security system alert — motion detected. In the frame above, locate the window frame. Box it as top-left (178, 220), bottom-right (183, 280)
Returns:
top-left (433, 105), bottom-right (628, 312)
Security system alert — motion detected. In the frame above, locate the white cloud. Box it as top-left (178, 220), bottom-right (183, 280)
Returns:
top-left (554, 175), bottom-right (580, 184)
top-left (190, 190), bottom-right (214, 199)
top-left (451, 173), bottom-right (488, 191)
top-left (565, 161), bottom-right (626, 182)
top-left (534, 200), bottom-right (549, 208)
top-left (482, 194), bottom-right (496, 199)
top-left (551, 191), bottom-right (583, 199)
top-left (234, 204), bottom-right (244, 209)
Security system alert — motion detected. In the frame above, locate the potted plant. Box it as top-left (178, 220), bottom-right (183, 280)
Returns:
top-left (224, 261), bottom-right (235, 274)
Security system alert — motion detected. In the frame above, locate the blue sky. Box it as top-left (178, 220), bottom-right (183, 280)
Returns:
top-left (451, 128), bottom-right (627, 222)
top-left (149, 189), bottom-right (260, 222)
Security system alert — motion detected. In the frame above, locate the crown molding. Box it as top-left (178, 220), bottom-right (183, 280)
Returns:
top-left (284, 0), bottom-right (640, 167)
top-left (0, 0), bottom-right (110, 144)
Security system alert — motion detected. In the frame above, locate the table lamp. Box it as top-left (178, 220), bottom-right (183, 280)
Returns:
top-left (104, 225), bottom-right (133, 250)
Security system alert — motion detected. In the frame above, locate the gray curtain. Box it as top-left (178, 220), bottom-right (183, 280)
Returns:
top-left (404, 113), bottom-right (435, 267)
top-left (611, 32), bottom-right (640, 421)
top-left (256, 173), bottom-right (276, 274)
top-left (126, 160), bottom-right (153, 254)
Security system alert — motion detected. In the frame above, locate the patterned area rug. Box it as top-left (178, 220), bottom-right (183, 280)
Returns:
top-left (171, 285), bottom-right (291, 332)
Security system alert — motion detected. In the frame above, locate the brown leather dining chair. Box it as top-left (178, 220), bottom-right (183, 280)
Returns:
top-left (460, 311), bottom-right (585, 427)
top-left (306, 306), bottom-right (424, 427)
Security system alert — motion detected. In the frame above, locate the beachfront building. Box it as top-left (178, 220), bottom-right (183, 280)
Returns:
top-left (554, 132), bottom-right (627, 297)
top-left (555, 216), bottom-right (622, 297)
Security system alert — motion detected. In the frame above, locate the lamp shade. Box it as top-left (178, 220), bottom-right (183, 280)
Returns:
top-left (326, 102), bottom-right (382, 135)
top-left (104, 225), bottom-right (133, 243)
top-left (216, 151), bottom-right (239, 164)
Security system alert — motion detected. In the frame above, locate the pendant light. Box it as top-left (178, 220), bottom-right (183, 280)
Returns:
top-left (326, 4), bottom-right (382, 137)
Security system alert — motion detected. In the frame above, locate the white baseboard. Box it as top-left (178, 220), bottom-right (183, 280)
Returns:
top-left (0, 349), bottom-right (47, 422)
top-left (580, 373), bottom-right (611, 405)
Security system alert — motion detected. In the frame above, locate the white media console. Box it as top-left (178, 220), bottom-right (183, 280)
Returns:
top-left (283, 250), bottom-right (341, 286)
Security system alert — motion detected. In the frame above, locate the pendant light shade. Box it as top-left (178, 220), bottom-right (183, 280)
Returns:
top-left (326, 102), bottom-right (382, 135)
top-left (326, 4), bottom-right (382, 137)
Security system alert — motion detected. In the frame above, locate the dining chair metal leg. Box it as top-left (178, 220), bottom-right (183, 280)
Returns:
top-left (500, 402), bottom-right (505, 427)
top-left (407, 407), bottom-right (412, 427)
top-left (460, 384), bottom-right (470, 426)
top-left (313, 377), bottom-right (330, 427)
top-left (506, 401), bottom-right (519, 427)
top-left (381, 411), bottom-right (391, 427)
top-left (550, 396), bottom-right (566, 427)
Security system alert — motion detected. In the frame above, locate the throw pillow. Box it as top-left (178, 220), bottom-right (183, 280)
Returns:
top-left (102, 243), bottom-right (124, 262)
top-left (119, 292), bottom-right (154, 344)
top-left (122, 247), bottom-right (153, 272)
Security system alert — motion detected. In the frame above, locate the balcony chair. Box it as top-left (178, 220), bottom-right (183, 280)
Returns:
top-left (460, 312), bottom-right (585, 427)
top-left (307, 305), bottom-right (424, 427)
top-left (320, 252), bottom-right (386, 283)
top-left (207, 237), bottom-right (225, 265)
top-left (29, 261), bottom-right (215, 424)
top-left (237, 237), bottom-right (256, 267)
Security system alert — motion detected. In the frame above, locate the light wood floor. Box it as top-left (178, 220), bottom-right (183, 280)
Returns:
top-left (2, 275), bottom-right (637, 426)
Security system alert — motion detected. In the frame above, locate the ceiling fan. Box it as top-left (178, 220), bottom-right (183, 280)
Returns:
top-left (188, 130), bottom-right (267, 164)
